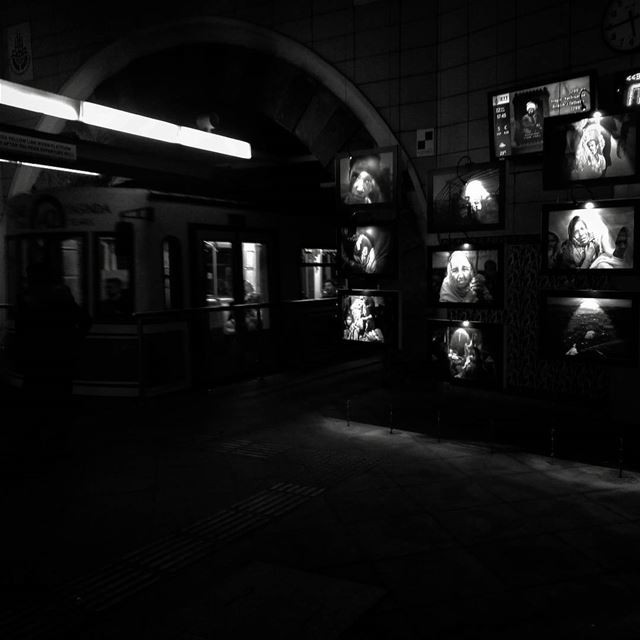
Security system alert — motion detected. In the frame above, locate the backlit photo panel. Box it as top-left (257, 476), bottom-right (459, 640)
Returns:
top-left (336, 147), bottom-right (397, 210)
top-left (543, 112), bottom-right (639, 188)
top-left (544, 201), bottom-right (636, 273)
top-left (428, 162), bottom-right (504, 232)
top-left (428, 246), bottom-right (502, 307)
top-left (339, 289), bottom-right (400, 348)
top-left (339, 223), bottom-right (396, 278)
top-left (540, 291), bottom-right (638, 365)
top-left (428, 319), bottom-right (503, 388)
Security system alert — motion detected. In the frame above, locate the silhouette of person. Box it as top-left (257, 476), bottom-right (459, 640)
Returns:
top-left (13, 262), bottom-right (92, 451)
top-left (99, 277), bottom-right (132, 318)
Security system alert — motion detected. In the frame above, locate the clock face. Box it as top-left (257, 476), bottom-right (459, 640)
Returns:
top-left (603, 0), bottom-right (640, 51)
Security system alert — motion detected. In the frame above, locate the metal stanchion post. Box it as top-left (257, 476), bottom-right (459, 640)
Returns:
top-left (437, 409), bottom-right (441, 443)
top-left (389, 403), bottom-right (393, 434)
top-left (550, 426), bottom-right (556, 462)
top-left (618, 435), bottom-right (624, 478)
top-left (346, 399), bottom-right (350, 427)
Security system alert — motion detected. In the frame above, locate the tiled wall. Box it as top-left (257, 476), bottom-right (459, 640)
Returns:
top-left (1, 0), bottom-right (640, 404)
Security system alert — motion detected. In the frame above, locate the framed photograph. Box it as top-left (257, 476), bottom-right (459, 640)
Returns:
top-left (338, 222), bottom-right (397, 279)
top-left (488, 72), bottom-right (595, 159)
top-left (427, 319), bottom-right (503, 388)
top-left (338, 289), bottom-right (401, 349)
top-left (427, 161), bottom-right (505, 232)
top-left (427, 243), bottom-right (503, 307)
top-left (539, 290), bottom-right (638, 366)
top-left (543, 111), bottom-right (639, 189)
top-left (543, 200), bottom-right (636, 273)
top-left (335, 146), bottom-right (398, 211)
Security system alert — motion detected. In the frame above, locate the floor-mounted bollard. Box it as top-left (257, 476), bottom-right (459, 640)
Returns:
top-left (437, 409), bottom-right (441, 443)
top-left (346, 399), bottom-right (350, 427)
top-left (618, 435), bottom-right (624, 478)
top-left (389, 403), bottom-right (393, 434)
top-left (550, 426), bottom-right (556, 461)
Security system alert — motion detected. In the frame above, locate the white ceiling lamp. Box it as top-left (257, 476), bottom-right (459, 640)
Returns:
top-left (0, 78), bottom-right (251, 159)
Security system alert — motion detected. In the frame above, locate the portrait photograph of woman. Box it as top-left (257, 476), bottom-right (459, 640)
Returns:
top-left (335, 147), bottom-right (396, 209)
top-left (428, 246), bottom-right (502, 307)
top-left (543, 201), bottom-right (636, 273)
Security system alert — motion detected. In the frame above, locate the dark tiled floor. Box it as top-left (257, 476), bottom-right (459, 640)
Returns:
top-left (1, 359), bottom-right (639, 639)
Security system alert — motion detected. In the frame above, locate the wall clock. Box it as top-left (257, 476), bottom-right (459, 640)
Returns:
top-left (603, 0), bottom-right (640, 51)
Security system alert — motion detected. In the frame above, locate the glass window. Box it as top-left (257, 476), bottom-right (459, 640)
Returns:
top-left (8, 234), bottom-right (85, 306)
top-left (242, 242), bottom-right (269, 331)
top-left (97, 235), bottom-right (133, 319)
top-left (299, 248), bottom-right (339, 299)
top-left (162, 236), bottom-right (183, 310)
top-left (203, 240), bottom-right (234, 306)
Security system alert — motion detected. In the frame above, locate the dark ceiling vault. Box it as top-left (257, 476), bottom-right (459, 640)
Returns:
top-left (62, 42), bottom-right (376, 210)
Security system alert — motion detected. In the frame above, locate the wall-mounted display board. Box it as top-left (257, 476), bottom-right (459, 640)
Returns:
top-left (539, 290), bottom-right (638, 366)
top-left (543, 200), bottom-right (637, 273)
top-left (427, 318), bottom-right (503, 388)
top-left (427, 243), bottom-right (503, 308)
top-left (427, 161), bottom-right (505, 233)
top-left (338, 221), bottom-right (397, 279)
top-left (543, 111), bottom-right (639, 189)
top-left (335, 146), bottom-right (398, 212)
top-left (488, 72), bottom-right (595, 160)
top-left (338, 288), bottom-right (401, 349)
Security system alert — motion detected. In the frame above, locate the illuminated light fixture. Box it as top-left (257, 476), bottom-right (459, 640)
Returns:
top-left (462, 320), bottom-right (470, 327)
top-left (81, 101), bottom-right (179, 144)
top-left (461, 242), bottom-right (471, 249)
top-left (177, 126), bottom-right (251, 159)
top-left (584, 201), bottom-right (595, 209)
top-left (0, 157), bottom-right (101, 176)
top-left (0, 79), bottom-right (252, 159)
top-left (0, 80), bottom-right (80, 120)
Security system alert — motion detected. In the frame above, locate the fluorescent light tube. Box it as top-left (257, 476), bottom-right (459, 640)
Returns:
top-left (0, 157), bottom-right (100, 175)
top-left (0, 79), bottom-right (79, 120)
top-left (81, 102), bottom-right (179, 144)
top-left (0, 79), bottom-right (252, 159)
top-left (178, 126), bottom-right (252, 159)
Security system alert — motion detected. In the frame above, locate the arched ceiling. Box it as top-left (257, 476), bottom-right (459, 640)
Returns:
top-left (62, 42), bottom-right (376, 211)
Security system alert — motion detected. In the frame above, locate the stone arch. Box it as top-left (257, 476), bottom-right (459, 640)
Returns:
top-left (9, 16), bottom-right (425, 213)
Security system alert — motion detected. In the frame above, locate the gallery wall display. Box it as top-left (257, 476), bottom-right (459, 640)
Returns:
top-left (427, 319), bottom-right (503, 388)
top-left (338, 289), bottom-right (401, 348)
top-left (488, 72), bottom-right (595, 159)
top-left (335, 146), bottom-right (398, 211)
top-left (427, 161), bottom-right (505, 232)
top-left (427, 243), bottom-right (503, 307)
top-left (338, 222), bottom-right (397, 278)
top-left (543, 111), bottom-right (639, 188)
top-left (543, 200), bottom-right (637, 273)
top-left (539, 290), bottom-right (638, 366)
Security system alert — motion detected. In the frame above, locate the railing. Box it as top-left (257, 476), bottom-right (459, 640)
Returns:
top-left (0, 298), bottom-right (342, 397)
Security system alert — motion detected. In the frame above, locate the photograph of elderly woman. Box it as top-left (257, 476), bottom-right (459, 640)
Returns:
top-left (545, 203), bottom-right (635, 272)
top-left (337, 149), bottom-right (395, 207)
top-left (428, 247), bottom-right (501, 307)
